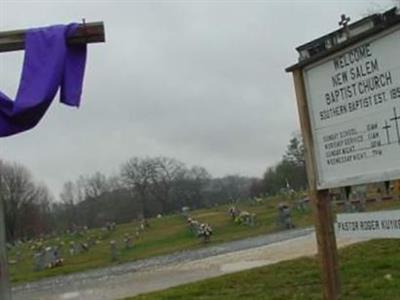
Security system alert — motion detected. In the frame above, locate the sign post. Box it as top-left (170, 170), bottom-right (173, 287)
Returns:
top-left (0, 21), bottom-right (105, 300)
top-left (286, 8), bottom-right (400, 300)
top-left (292, 69), bottom-right (340, 300)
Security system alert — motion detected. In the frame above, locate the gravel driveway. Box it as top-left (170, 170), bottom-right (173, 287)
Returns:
top-left (12, 227), bottom-right (365, 300)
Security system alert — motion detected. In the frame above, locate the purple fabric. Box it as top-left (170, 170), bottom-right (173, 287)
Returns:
top-left (0, 23), bottom-right (87, 137)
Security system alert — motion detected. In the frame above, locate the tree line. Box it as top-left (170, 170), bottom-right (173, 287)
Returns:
top-left (1, 158), bottom-right (255, 241)
top-left (250, 133), bottom-right (308, 197)
top-left (57, 156), bottom-right (255, 230)
top-left (1, 134), bottom-right (307, 242)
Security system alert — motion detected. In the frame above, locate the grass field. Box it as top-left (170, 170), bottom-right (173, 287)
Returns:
top-left (7, 194), bottom-right (400, 285)
top-left (126, 238), bottom-right (400, 300)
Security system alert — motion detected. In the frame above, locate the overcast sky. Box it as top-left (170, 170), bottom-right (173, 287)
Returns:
top-left (0, 0), bottom-right (395, 198)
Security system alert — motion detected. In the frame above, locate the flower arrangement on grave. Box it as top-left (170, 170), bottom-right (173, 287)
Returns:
top-left (197, 223), bottom-right (213, 243)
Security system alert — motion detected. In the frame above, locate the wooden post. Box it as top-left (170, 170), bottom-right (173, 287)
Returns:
top-left (292, 69), bottom-right (340, 300)
top-left (0, 174), bottom-right (11, 300)
top-left (0, 21), bottom-right (105, 300)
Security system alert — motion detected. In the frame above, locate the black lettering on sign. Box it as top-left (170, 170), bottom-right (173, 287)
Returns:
top-left (332, 71), bottom-right (348, 87)
top-left (347, 96), bottom-right (373, 112)
top-left (367, 123), bottom-right (378, 131)
top-left (320, 105), bottom-right (348, 121)
top-left (338, 221), bottom-right (359, 231)
top-left (358, 72), bottom-right (393, 95)
top-left (360, 220), bottom-right (380, 230)
top-left (349, 59), bottom-right (379, 80)
top-left (380, 219), bottom-right (400, 230)
top-left (390, 86), bottom-right (400, 100)
top-left (333, 43), bottom-right (372, 70)
top-left (323, 133), bottom-right (339, 142)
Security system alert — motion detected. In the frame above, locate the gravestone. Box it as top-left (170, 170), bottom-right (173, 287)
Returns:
top-left (44, 247), bottom-right (55, 268)
top-left (228, 206), bottom-right (240, 221)
top-left (80, 242), bottom-right (89, 252)
top-left (277, 203), bottom-right (294, 229)
top-left (295, 197), bottom-right (310, 212)
top-left (123, 233), bottom-right (133, 249)
top-left (16, 251), bottom-right (21, 263)
top-left (110, 240), bottom-right (117, 261)
top-left (74, 243), bottom-right (82, 254)
top-left (34, 250), bottom-right (45, 271)
top-left (181, 206), bottom-right (190, 218)
top-left (69, 242), bottom-right (75, 256)
top-left (88, 236), bottom-right (96, 247)
top-left (187, 218), bottom-right (200, 235)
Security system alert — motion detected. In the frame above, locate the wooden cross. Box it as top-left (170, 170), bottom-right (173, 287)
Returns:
top-left (382, 120), bottom-right (392, 145)
top-left (390, 107), bottom-right (400, 145)
top-left (0, 21), bottom-right (105, 300)
top-left (0, 21), bottom-right (105, 53)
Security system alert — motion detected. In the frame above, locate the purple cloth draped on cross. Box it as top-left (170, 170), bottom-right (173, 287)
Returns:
top-left (0, 23), bottom-right (87, 137)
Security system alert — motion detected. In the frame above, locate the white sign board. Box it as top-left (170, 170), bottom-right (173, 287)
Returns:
top-left (336, 209), bottom-right (400, 239)
top-left (303, 26), bottom-right (400, 189)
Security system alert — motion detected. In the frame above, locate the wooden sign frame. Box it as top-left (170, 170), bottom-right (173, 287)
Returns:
top-left (286, 8), bottom-right (400, 300)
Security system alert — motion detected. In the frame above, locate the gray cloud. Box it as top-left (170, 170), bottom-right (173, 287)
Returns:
top-left (0, 0), bottom-right (394, 197)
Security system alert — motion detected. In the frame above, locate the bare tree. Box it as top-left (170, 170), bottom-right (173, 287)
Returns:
top-left (121, 157), bottom-right (156, 218)
top-left (0, 161), bottom-right (47, 240)
top-left (172, 166), bottom-right (211, 209)
top-left (59, 180), bottom-right (84, 229)
top-left (107, 174), bottom-right (123, 192)
top-left (60, 181), bottom-right (83, 206)
top-left (21, 183), bottom-right (53, 237)
top-left (150, 157), bottom-right (186, 213)
top-left (79, 172), bottom-right (109, 199)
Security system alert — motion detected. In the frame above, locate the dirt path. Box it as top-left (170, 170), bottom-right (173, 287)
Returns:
top-left (12, 228), bottom-right (367, 300)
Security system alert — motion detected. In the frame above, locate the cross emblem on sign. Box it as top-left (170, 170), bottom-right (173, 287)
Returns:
top-left (338, 14), bottom-right (351, 39)
top-left (390, 107), bottom-right (400, 145)
top-left (382, 120), bottom-right (392, 145)
top-left (338, 14), bottom-right (350, 28)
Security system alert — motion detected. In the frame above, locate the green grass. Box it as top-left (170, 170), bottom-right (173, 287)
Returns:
top-left (126, 239), bottom-right (400, 300)
top-left (7, 195), bottom-right (400, 285)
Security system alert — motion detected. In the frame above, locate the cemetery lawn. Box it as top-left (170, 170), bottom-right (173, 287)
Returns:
top-left (9, 196), bottom-right (311, 284)
top-left (126, 238), bottom-right (400, 300)
top-left (9, 195), bottom-right (400, 284)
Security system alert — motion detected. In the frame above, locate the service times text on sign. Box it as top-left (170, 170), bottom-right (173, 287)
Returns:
top-left (303, 26), bottom-right (400, 189)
